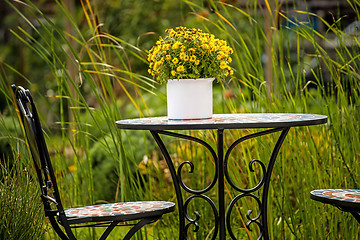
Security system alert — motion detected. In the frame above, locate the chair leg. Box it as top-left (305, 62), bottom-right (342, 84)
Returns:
top-left (49, 215), bottom-right (162, 240)
top-left (60, 219), bottom-right (77, 240)
top-left (48, 216), bottom-right (71, 240)
top-left (98, 221), bottom-right (120, 240)
top-left (350, 212), bottom-right (360, 224)
top-left (123, 216), bottom-right (161, 240)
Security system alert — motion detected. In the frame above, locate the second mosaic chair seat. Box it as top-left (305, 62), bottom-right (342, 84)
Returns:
top-left (310, 189), bottom-right (360, 223)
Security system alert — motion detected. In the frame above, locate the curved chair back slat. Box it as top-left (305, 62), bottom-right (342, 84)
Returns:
top-left (12, 85), bottom-right (64, 214)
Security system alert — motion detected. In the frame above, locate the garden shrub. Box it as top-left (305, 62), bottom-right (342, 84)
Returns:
top-left (0, 157), bottom-right (45, 240)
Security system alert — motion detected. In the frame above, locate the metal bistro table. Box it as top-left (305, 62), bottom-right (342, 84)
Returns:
top-left (116, 113), bottom-right (327, 240)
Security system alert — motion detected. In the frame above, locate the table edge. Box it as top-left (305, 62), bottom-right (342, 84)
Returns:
top-left (116, 114), bottom-right (328, 131)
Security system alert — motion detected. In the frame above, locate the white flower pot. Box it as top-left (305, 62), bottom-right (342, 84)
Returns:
top-left (166, 78), bottom-right (215, 120)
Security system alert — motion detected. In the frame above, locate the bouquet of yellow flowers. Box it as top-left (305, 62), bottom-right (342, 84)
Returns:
top-left (148, 26), bottom-right (234, 83)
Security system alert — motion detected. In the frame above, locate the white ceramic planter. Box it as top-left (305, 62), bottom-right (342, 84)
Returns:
top-left (166, 78), bottom-right (215, 120)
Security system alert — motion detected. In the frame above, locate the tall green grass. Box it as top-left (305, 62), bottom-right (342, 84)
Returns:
top-left (1, 0), bottom-right (360, 239)
top-left (0, 93), bottom-right (44, 239)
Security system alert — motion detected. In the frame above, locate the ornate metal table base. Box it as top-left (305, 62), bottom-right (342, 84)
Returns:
top-left (151, 127), bottom-right (289, 240)
top-left (116, 114), bottom-right (328, 240)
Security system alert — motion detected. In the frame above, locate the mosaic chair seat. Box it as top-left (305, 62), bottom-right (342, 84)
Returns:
top-left (310, 189), bottom-right (360, 223)
top-left (12, 85), bottom-right (175, 240)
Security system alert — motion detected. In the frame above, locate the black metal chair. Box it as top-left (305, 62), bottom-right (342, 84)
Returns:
top-left (310, 189), bottom-right (360, 223)
top-left (12, 84), bottom-right (175, 240)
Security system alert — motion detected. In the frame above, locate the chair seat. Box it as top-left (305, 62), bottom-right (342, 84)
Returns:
top-left (64, 201), bottom-right (175, 224)
top-left (310, 189), bottom-right (360, 211)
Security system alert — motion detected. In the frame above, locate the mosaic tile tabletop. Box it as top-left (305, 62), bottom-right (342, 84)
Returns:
top-left (311, 189), bottom-right (360, 208)
top-left (116, 113), bottom-right (327, 130)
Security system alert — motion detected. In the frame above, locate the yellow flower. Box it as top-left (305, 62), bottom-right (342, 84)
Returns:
top-left (183, 55), bottom-right (189, 61)
top-left (189, 48), bottom-right (196, 54)
top-left (177, 65), bottom-right (185, 72)
top-left (163, 44), bottom-right (170, 50)
top-left (172, 58), bottom-right (179, 64)
top-left (169, 31), bottom-right (176, 37)
top-left (190, 55), bottom-right (196, 62)
top-left (171, 70), bottom-right (176, 76)
top-left (166, 55), bottom-right (172, 60)
top-left (209, 42), bottom-right (215, 51)
top-left (153, 61), bottom-right (160, 70)
top-left (180, 52), bottom-right (186, 60)
top-left (202, 44), bottom-right (210, 50)
top-left (225, 67), bottom-right (233, 76)
top-left (172, 41), bottom-right (181, 50)
top-left (195, 60), bottom-right (200, 65)
top-left (220, 61), bottom-right (227, 69)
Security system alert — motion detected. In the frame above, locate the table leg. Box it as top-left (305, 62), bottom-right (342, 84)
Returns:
top-left (150, 131), bottom-right (186, 240)
top-left (217, 129), bottom-right (226, 239)
top-left (261, 127), bottom-right (290, 240)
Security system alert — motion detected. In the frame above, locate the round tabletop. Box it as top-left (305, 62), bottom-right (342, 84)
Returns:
top-left (116, 113), bottom-right (327, 130)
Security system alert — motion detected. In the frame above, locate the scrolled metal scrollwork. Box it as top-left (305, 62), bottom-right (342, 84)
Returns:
top-left (178, 161), bottom-right (195, 193)
top-left (247, 159), bottom-right (266, 192)
top-left (158, 130), bottom-right (218, 195)
top-left (245, 208), bottom-right (262, 232)
top-left (226, 193), bottom-right (263, 240)
top-left (184, 194), bottom-right (219, 240)
top-left (185, 210), bottom-right (200, 234)
top-left (224, 128), bottom-right (283, 193)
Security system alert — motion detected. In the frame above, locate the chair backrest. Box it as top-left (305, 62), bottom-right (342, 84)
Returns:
top-left (12, 84), bottom-right (65, 216)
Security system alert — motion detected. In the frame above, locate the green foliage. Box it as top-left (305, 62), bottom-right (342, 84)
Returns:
top-left (0, 156), bottom-right (45, 240)
top-left (90, 135), bottom-right (120, 202)
top-left (94, 0), bottom-right (192, 79)
top-left (0, 116), bottom-right (20, 169)
top-left (90, 131), bottom-right (155, 203)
